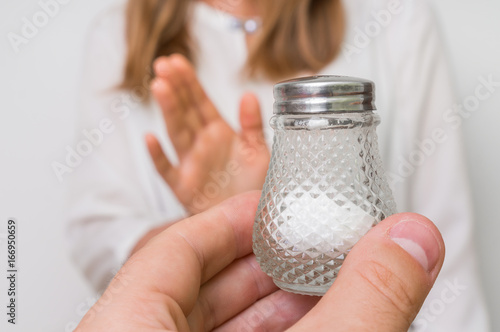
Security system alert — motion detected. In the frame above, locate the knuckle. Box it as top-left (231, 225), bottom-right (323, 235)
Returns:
top-left (243, 295), bottom-right (280, 331)
top-left (355, 261), bottom-right (417, 320)
top-left (197, 296), bottom-right (216, 331)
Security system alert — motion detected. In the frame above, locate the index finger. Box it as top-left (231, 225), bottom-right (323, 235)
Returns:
top-left (122, 191), bottom-right (261, 315)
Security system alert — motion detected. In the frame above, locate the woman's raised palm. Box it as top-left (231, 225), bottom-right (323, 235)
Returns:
top-left (147, 54), bottom-right (270, 214)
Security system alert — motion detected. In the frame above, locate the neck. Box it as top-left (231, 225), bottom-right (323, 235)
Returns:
top-left (200, 0), bottom-right (260, 18)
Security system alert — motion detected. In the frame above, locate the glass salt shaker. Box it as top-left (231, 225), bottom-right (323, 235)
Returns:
top-left (253, 75), bottom-right (397, 296)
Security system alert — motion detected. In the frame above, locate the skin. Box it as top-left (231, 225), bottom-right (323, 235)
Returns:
top-left (77, 192), bottom-right (445, 331)
top-left (82, 1), bottom-right (445, 330)
top-left (121, 3), bottom-right (444, 329)
top-left (147, 54), bottom-right (270, 215)
top-left (132, 0), bottom-right (266, 254)
top-left (200, 0), bottom-right (260, 17)
top-left (133, 54), bottom-right (270, 254)
top-left (199, 0), bottom-right (261, 46)
top-left (146, 0), bottom-right (267, 212)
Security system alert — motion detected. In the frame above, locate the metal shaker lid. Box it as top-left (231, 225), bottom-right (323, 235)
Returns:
top-left (273, 75), bottom-right (376, 114)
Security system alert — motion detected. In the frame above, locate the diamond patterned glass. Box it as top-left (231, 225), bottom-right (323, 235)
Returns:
top-left (253, 116), bottom-right (396, 296)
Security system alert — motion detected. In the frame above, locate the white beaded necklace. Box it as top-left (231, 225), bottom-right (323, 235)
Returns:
top-left (228, 17), bottom-right (262, 34)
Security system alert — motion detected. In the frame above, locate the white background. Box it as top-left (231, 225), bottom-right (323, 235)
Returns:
top-left (0, 0), bottom-right (498, 331)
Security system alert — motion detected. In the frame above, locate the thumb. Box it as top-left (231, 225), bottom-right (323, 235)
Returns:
top-left (290, 213), bottom-right (445, 332)
top-left (239, 92), bottom-right (265, 144)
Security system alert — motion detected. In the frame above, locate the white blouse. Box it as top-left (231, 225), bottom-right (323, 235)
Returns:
top-left (66, 0), bottom-right (489, 330)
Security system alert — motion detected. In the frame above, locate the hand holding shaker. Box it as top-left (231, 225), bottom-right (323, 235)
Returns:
top-left (253, 76), bottom-right (397, 296)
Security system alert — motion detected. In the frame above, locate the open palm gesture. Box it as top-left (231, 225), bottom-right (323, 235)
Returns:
top-left (147, 55), bottom-right (270, 214)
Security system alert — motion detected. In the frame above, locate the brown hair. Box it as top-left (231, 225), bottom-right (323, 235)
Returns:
top-left (121, 0), bottom-right (344, 91)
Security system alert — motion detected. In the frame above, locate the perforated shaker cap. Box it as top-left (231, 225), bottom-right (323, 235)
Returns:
top-left (273, 75), bottom-right (376, 114)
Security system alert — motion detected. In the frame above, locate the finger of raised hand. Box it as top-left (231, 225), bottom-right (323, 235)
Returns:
top-left (145, 133), bottom-right (179, 188)
top-left (237, 92), bottom-right (269, 163)
top-left (154, 56), bottom-right (204, 131)
top-left (168, 54), bottom-right (221, 124)
top-left (151, 73), bottom-right (195, 158)
top-left (239, 93), bottom-right (265, 144)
